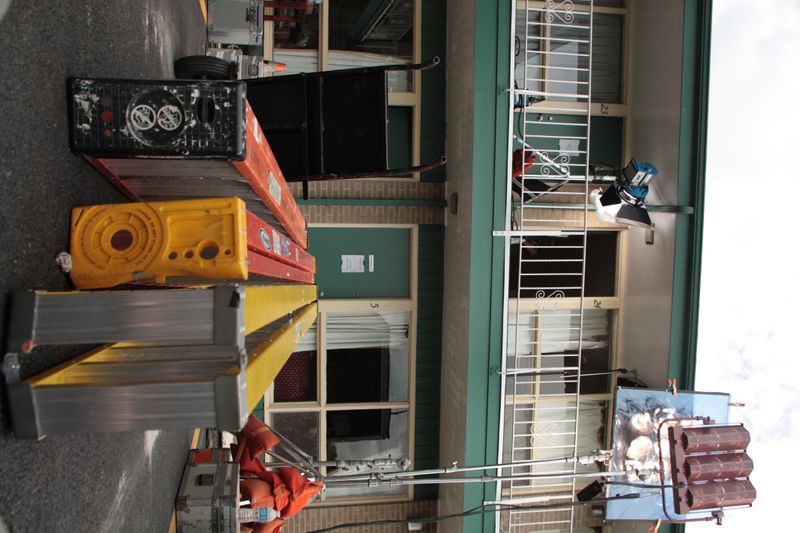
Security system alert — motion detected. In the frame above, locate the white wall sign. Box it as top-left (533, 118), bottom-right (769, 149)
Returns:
top-left (341, 255), bottom-right (365, 273)
top-left (559, 138), bottom-right (580, 154)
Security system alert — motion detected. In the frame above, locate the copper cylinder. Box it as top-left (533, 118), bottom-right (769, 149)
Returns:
top-left (684, 452), bottom-right (754, 481)
top-left (681, 426), bottom-right (750, 453)
top-left (684, 480), bottom-right (756, 511)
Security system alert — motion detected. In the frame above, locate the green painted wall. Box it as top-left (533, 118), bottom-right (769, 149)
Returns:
top-left (421, 0), bottom-right (447, 182)
top-left (308, 227), bottom-right (411, 299)
top-left (591, 115), bottom-right (624, 168)
top-left (254, 397), bottom-right (265, 420)
top-left (389, 106), bottom-right (413, 170)
top-left (413, 225), bottom-right (444, 500)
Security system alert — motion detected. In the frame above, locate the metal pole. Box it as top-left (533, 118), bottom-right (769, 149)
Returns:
top-left (319, 452), bottom-right (611, 483)
top-left (325, 471), bottom-right (626, 487)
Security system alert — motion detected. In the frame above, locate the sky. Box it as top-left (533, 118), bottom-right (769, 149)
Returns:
top-left (689, 0), bottom-right (800, 530)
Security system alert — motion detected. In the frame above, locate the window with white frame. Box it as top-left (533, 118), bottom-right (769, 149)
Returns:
top-left (514, 0), bottom-right (628, 109)
top-left (266, 0), bottom-right (421, 175)
top-left (503, 230), bottom-right (622, 496)
top-left (266, 299), bottom-right (416, 501)
top-left (504, 306), bottom-right (614, 490)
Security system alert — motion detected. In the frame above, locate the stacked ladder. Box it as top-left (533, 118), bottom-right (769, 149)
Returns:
top-left (3, 78), bottom-right (317, 439)
top-left (4, 286), bottom-right (316, 438)
top-left (497, 1), bottom-right (595, 532)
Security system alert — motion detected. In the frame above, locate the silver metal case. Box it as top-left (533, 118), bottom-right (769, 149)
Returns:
top-left (176, 460), bottom-right (240, 533)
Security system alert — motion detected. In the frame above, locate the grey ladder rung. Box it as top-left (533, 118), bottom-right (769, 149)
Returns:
top-left (6, 286), bottom-right (244, 353)
top-left (8, 380), bottom-right (218, 437)
top-left (4, 287), bottom-right (318, 439)
top-left (91, 344), bottom-right (241, 362)
top-left (61, 359), bottom-right (238, 384)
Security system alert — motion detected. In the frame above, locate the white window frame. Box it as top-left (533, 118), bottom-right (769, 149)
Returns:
top-left (265, 223), bottom-right (419, 504)
top-left (517, 0), bottom-right (629, 115)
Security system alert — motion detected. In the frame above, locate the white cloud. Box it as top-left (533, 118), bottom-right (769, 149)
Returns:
top-left (692, 1), bottom-right (800, 531)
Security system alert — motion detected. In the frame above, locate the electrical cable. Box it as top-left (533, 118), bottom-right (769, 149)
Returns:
top-left (305, 493), bottom-right (646, 533)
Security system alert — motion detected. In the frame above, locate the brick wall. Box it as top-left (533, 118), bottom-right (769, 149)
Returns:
top-left (283, 500), bottom-right (439, 533)
top-left (289, 180), bottom-right (444, 200)
top-left (290, 179), bottom-right (446, 225)
top-left (284, 498), bottom-right (603, 533)
top-left (499, 498), bottom-right (605, 531)
top-left (299, 205), bottom-right (444, 225)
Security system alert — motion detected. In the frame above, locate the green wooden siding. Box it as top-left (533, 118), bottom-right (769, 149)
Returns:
top-left (308, 227), bottom-right (411, 299)
top-left (519, 113), bottom-right (624, 168)
top-left (413, 224), bottom-right (444, 499)
top-left (389, 106), bottom-right (413, 170)
top-left (590, 115), bottom-right (624, 168)
top-left (421, 0), bottom-right (447, 182)
top-left (253, 397), bottom-right (265, 420)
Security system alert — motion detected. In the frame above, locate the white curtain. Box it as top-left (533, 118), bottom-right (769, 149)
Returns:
top-left (531, 400), bottom-right (604, 455)
top-left (293, 312), bottom-right (409, 351)
top-left (326, 50), bottom-right (410, 93)
top-left (273, 49), bottom-right (410, 92)
top-left (325, 50), bottom-right (408, 70)
top-left (526, 401), bottom-right (606, 485)
top-left (294, 322), bottom-right (317, 352)
top-left (506, 309), bottom-right (609, 356)
top-left (539, 309), bottom-right (609, 352)
top-left (326, 312), bottom-right (409, 350)
top-left (507, 311), bottom-right (536, 356)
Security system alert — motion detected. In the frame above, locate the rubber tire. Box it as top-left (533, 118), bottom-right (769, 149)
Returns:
top-left (174, 55), bottom-right (234, 80)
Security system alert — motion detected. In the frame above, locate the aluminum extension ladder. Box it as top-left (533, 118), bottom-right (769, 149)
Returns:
top-left (3, 284), bottom-right (317, 439)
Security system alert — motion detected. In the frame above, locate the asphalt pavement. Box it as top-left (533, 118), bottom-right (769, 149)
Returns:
top-left (0, 1), bottom-right (206, 531)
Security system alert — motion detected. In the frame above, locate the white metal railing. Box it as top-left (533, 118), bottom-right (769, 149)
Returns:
top-left (496, 1), bottom-right (594, 531)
